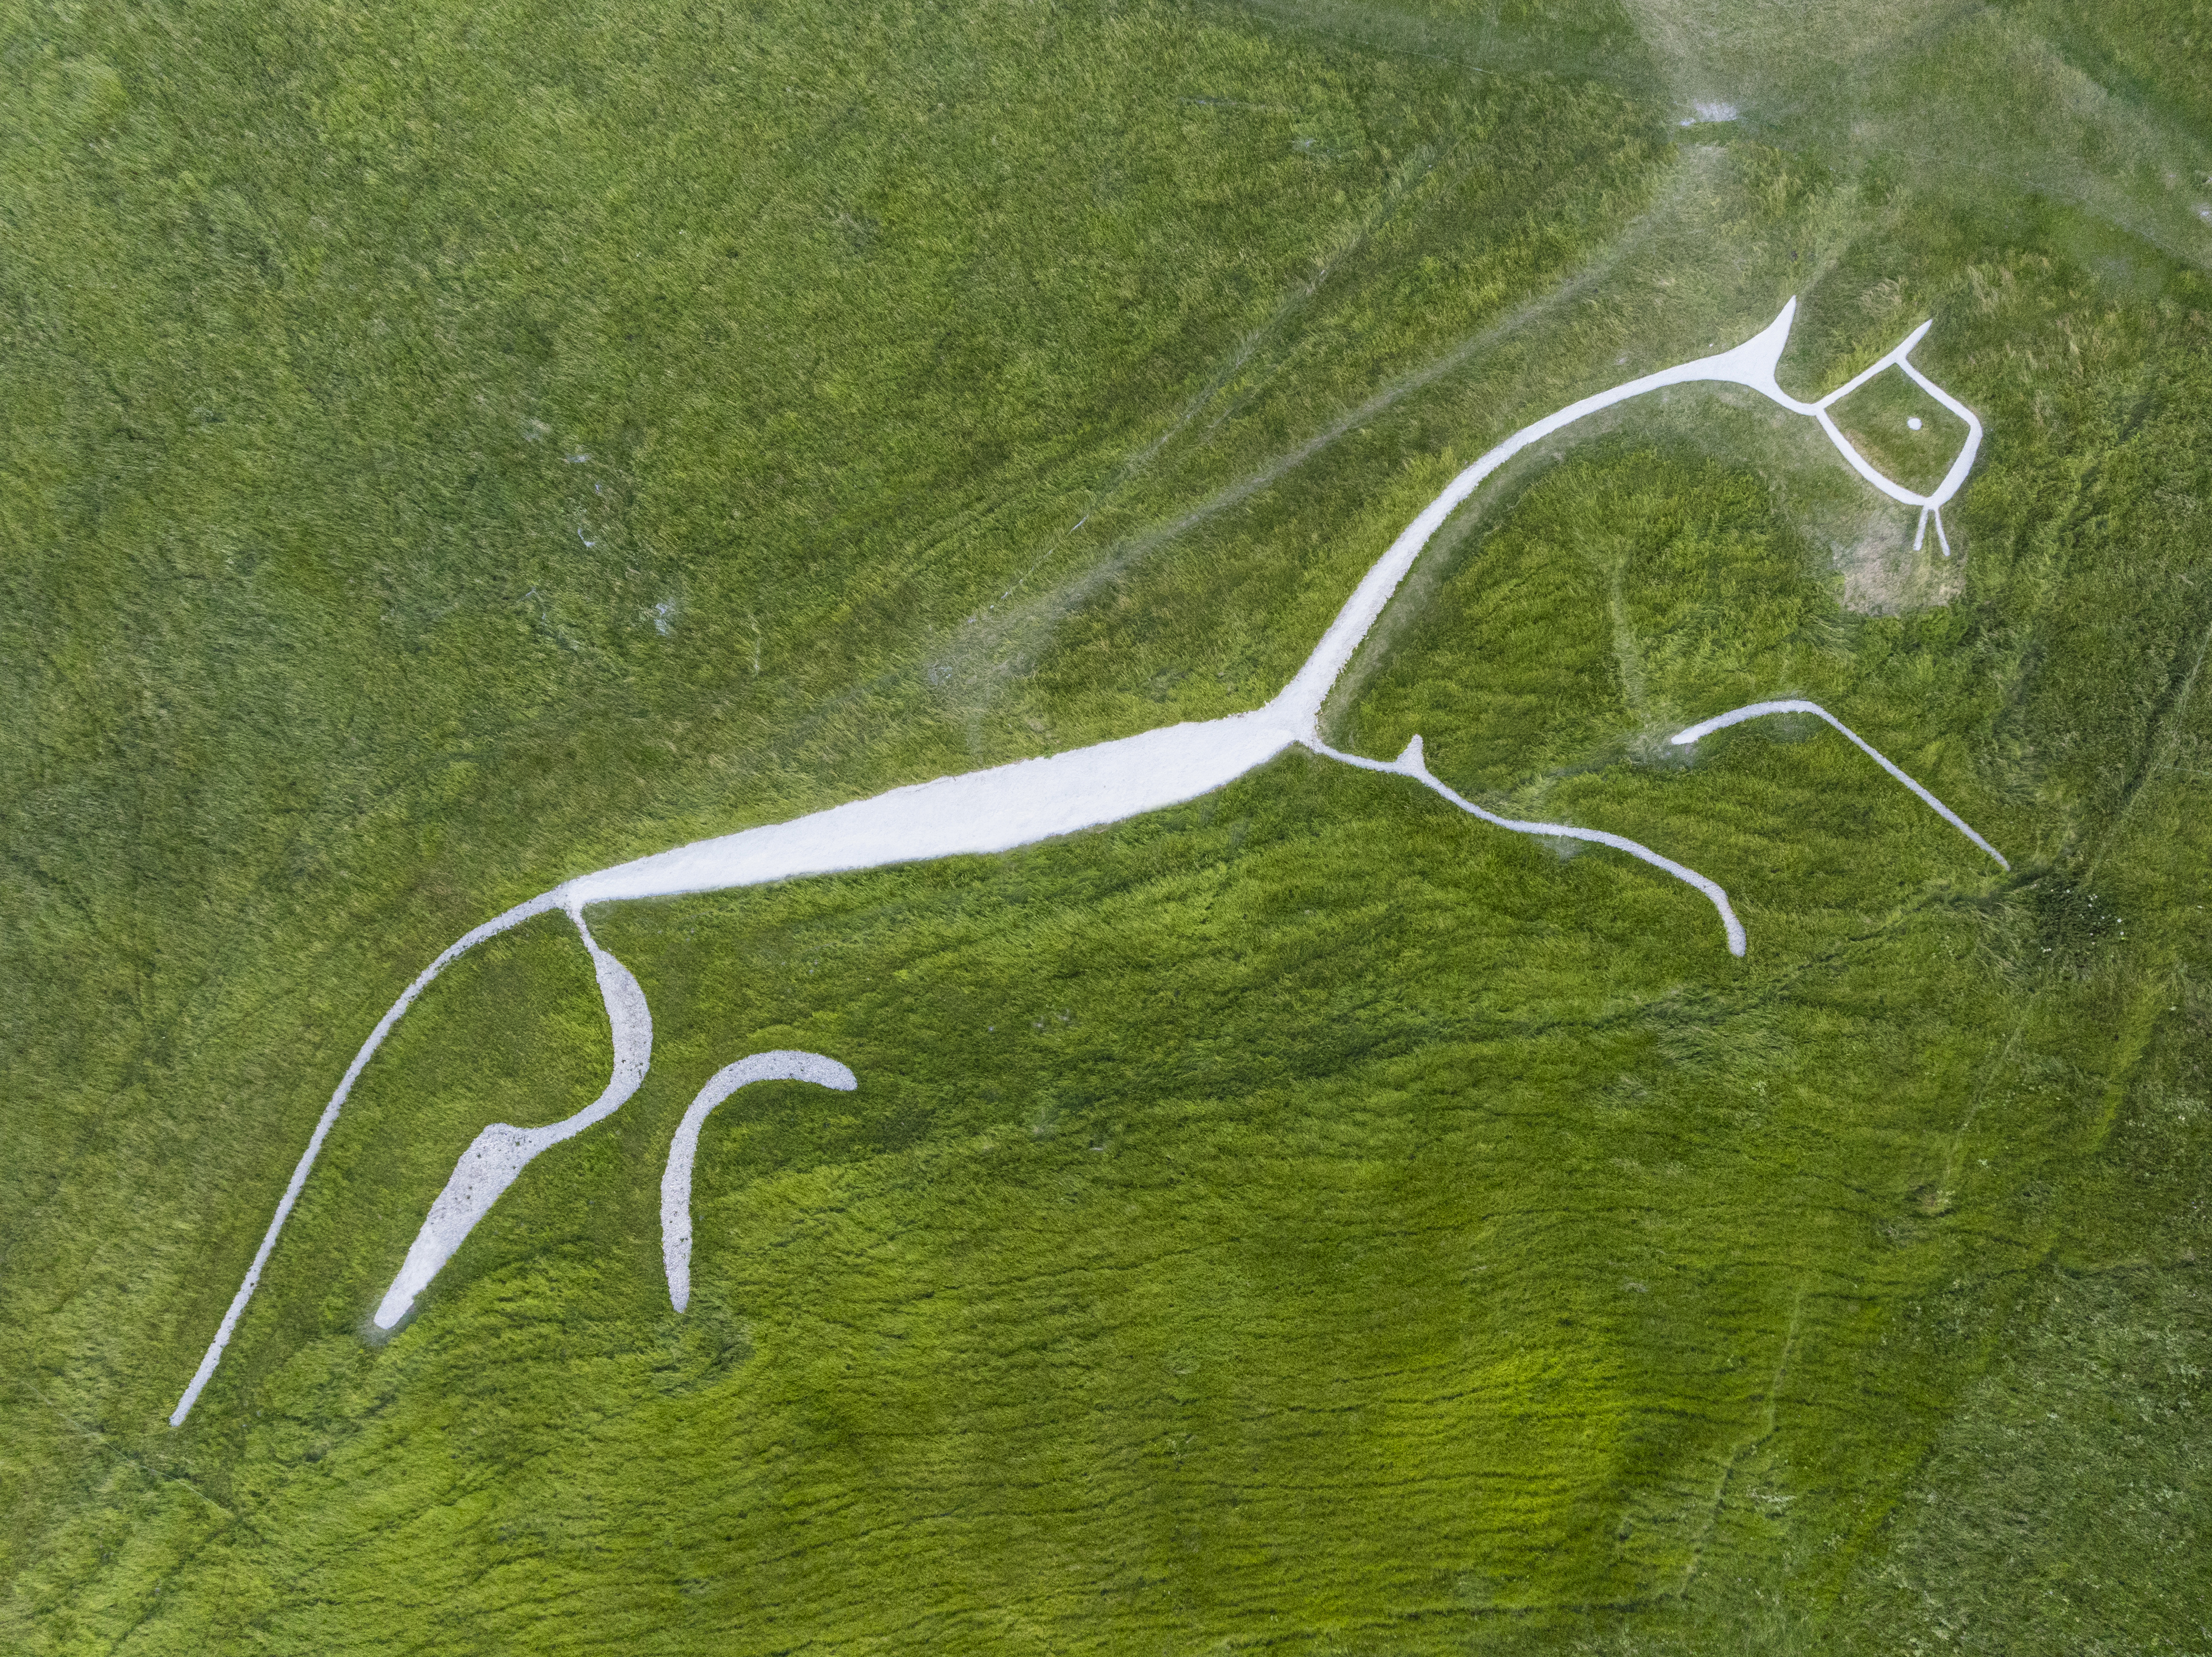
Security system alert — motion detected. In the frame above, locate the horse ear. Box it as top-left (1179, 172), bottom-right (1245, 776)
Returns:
top-left (1395, 734), bottom-right (1426, 772)
top-left (1702, 296), bottom-right (1802, 405)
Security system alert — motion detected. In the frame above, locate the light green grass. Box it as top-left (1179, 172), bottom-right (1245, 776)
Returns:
top-left (5, 0), bottom-right (2212, 1651)
top-left (1827, 369), bottom-right (1966, 496)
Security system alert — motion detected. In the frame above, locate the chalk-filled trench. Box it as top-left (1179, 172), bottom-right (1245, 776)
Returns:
top-left (171, 296), bottom-right (2009, 1424)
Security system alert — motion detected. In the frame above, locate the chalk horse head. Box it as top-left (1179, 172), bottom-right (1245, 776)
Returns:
top-left (171, 296), bottom-right (2003, 1424)
top-left (1702, 298), bottom-right (1984, 557)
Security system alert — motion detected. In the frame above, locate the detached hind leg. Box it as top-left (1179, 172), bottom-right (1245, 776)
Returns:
top-left (661, 1052), bottom-right (859, 1313)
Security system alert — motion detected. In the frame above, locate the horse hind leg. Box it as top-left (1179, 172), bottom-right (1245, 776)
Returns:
top-left (661, 1052), bottom-right (858, 1314)
top-left (373, 900), bottom-right (654, 1329)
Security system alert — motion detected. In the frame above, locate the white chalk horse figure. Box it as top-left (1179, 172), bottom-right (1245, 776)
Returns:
top-left (171, 297), bottom-right (2006, 1424)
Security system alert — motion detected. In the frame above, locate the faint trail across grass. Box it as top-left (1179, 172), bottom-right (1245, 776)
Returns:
top-left (942, 151), bottom-right (1716, 699)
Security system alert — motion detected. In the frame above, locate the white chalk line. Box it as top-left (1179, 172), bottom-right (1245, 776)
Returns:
top-left (1670, 700), bottom-right (2009, 869)
top-left (371, 899), bottom-right (654, 1329)
top-left (661, 1053), bottom-right (857, 1314)
top-left (166, 891), bottom-right (563, 1426)
top-left (1309, 735), bottom-right (1747, 956)
top-left (172, 296), bottom-right (1986, 1420)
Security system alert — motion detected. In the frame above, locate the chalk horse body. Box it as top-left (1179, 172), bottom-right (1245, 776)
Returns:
top-left (171, 298), bottom-right (2004, 1424)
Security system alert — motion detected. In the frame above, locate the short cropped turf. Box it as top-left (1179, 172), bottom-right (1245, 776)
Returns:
top-left (4, 0), bottom-right (2209, 1651)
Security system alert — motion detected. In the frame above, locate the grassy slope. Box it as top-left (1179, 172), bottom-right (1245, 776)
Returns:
top-left (3, 0), bottom-right (2209, 1650)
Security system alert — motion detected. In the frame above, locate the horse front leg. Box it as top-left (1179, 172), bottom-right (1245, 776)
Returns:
top-left (373, 897), bottom-right (653, 1329)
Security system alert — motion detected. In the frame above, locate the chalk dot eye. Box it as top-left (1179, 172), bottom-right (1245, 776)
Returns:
top-left (1907, 416), bottom-right (1923, 430)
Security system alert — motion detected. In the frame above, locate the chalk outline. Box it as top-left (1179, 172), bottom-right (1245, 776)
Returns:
top-left (1670, 700), bottom-right (2009, 869)
top-left (661, 1053), bottom-right (858, 1314)
top-left (172, 295), bottom-right (1996, 1421)
top-left (1311, 734), bottom-right (1748, 954)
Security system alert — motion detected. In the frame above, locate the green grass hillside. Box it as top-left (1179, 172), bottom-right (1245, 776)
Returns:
top-left (3, 0), bottom-right (2208, 1650)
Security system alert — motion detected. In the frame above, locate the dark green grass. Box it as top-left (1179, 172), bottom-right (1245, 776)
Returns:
top-left (1827, 611), bottom-right (2212, 1657)
top-left (7, 0), bottom-right (2212, 1650)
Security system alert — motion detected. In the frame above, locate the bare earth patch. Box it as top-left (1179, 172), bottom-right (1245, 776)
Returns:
top-left (1837, 510), bottom-right (1964, 614)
